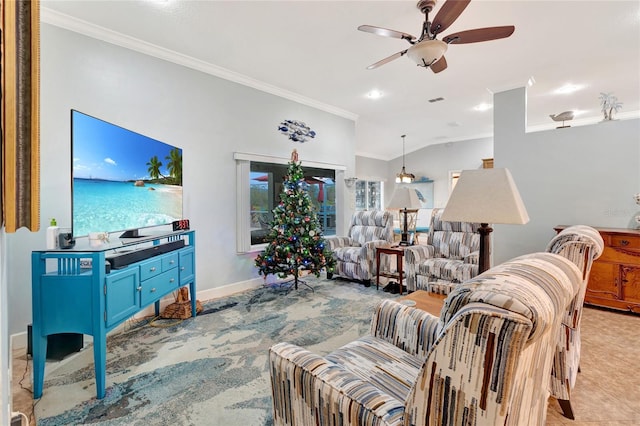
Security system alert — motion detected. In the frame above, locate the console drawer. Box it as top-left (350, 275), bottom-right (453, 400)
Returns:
top-left (141, 269), bottom-right (179, 306)
top-left (140, 258), bottom-right (163, 281)
top-left (162, 252), bottom-right (179, 271)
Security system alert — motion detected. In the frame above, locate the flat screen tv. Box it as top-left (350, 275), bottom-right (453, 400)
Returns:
top-left (71, 110), bottom-right (183, 239)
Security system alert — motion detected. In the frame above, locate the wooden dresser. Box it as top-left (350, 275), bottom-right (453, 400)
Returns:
top-left (555, 226), bottom-right (640, 313)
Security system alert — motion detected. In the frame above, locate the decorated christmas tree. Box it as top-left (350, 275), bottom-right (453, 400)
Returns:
top-left (255, 149), bottom-right (335, 290)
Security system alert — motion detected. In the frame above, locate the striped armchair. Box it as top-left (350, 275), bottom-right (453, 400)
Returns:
top-left (405, 208), bottom-right (481, 295)
top-left (545, 225), bottom-right (604, 419)
top-left (269, 252), bottom-right (580, 426)
top-left (325, 210), bottom-right (394, 285)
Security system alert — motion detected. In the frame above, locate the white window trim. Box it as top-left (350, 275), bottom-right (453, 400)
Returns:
top-left (234, 152), bottom-right (346, 253)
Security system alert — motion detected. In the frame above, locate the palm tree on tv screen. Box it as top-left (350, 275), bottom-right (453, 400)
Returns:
top-left (146, 156), bottom-right (164, 180)
top-left (165, 148), bottom-right (182, 185)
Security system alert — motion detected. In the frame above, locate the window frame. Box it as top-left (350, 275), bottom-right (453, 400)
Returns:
top-left (234, 152), bottom-right (346, 253)
top-left (355, 180), bottom-right (384, 211)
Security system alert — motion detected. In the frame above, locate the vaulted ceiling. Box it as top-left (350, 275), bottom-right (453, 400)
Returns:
top-left (42, 0), bottom-right (640, 160)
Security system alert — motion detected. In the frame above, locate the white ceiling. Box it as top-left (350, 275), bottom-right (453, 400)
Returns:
top-left (41, 0), bottom-right (640, 160)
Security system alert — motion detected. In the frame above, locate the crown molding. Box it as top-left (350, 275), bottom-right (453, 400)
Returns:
top-left (40, 7), bottom-right (359, 122)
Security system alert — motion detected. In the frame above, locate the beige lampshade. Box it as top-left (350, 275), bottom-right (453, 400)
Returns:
top-left (387, 187), bottom-right (422, 210)
top-left (441, 168), bottom-right (529, 224)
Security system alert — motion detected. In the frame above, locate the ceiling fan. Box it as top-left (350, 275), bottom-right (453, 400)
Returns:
top-left (358, 0), bottom-right (515, 73)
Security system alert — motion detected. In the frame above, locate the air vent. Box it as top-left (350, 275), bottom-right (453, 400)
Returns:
top-left (428, 97), bottom-right (445, 103)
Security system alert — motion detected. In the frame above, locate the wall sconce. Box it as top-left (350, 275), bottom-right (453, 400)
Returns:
top-left (344, 177), bottom-right (358, 188)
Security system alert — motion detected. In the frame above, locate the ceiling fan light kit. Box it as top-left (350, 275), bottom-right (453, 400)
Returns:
top-left (358, 0), bottom-right (514, 73)
top-left (407, 40), bottom-right (448, 67)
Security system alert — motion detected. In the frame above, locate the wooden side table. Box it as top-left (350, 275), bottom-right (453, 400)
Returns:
top-left (399, 290), bottom-right (446, 317)
top-left (376, 246), bottom-right (406, 295)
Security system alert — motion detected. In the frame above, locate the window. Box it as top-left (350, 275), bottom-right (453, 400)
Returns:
top-left (355, 180), bottom-right (383, 211)
top-left (235, 152), bottom-right (345, 253)
top-left (250, 161), bottom-right (336, 245)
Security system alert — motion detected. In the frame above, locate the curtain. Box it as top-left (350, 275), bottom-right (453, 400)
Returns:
top-left (1, 0), bottom-right (40, 232)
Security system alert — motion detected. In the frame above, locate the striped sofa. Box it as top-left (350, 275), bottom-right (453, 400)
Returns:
top-left (545, 225), bottom-right (604, 420)
top-left (405, 208), bottom-right (481, 295)
top-left (325, 210), bottom-right (394, 285)
top-left (269, 252), bottom-right (580, 426)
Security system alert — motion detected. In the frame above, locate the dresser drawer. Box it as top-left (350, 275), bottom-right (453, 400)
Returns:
top-left (609, 235), bottom-right (640, 249)
top-left (141, 269), bottom-right (179, 306)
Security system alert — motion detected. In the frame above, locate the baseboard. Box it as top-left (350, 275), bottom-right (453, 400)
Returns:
top-left (196, 277), bottom-right (265, 301)
top-left (9, 276), bottom-right (286, 350)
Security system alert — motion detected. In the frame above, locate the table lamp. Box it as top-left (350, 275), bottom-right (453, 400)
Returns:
top-left (387, 187), bottom-right (422, 245)
top-left (441, 168), bottom-right (529, 274)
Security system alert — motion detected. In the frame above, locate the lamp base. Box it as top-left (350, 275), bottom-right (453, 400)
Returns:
top-left (478, 223), bottom-right (493, 274)
top-left (399, 233), bottom-right (415, 246)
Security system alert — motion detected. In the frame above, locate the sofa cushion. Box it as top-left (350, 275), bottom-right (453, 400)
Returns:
top-left (429, 230), bottom-right (479, 260)
top-left (326, 334), bottom-right (423, 403)
top-left (332, 246), bottom-right (362, 263)
top-left (417, 258), bottom-right (479, 283)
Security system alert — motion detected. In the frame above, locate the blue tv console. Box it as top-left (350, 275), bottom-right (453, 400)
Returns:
top-left (31, 229), bottom-right (196, 399)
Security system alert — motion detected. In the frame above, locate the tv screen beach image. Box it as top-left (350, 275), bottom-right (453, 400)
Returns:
top-left (72, 111), bottom-right (183, 237)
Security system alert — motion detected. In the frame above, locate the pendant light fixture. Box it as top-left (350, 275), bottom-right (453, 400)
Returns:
top-left (395, 134), bottom-right (415, 183)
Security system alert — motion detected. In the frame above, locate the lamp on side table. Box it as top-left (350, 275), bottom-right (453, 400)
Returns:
top-left (387, 187), bottom-right (422, 246)
top-left (441, 168), bottom-right (529, 274)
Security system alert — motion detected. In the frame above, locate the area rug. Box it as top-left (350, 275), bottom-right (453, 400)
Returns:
top-left (35, 278), bottom-right (397, 425)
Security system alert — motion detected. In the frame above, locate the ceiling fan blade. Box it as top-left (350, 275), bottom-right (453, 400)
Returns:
top-left (366, 50), bottom-right (408, 70)
top-left (431, 0), bottom-right (471, 36)
top-left (430, 55), bottom-right (448, 73)
top-left (358, 25), bottom-right (415, 42)
top-left (443, 26), bottom-right (515, 44)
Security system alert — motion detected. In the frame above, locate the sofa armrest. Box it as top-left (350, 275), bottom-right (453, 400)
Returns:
top-left (369, 299), bottom-right (441, 359)
top-left (269, 342), bottom-right (404, 426)
top-left (404, 245), bottom-right (435, 291)
top-left (325, 236), bottom-right (357, 251)
top-left (464, 250), bottom-right (479, 265)
top-left (404, 244), bottom-right (435, 263)
top-left (362, 239), bottom-right (395, 273)
top-left (362, 239), bottom-right (393, 251)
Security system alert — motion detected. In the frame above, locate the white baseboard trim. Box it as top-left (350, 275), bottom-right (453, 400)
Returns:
top-left (10, 277), bottom-right (272, 350)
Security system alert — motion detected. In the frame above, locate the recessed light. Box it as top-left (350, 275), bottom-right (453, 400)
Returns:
top-left (473, 103), bottom-right (492, 112)
top-left (366, 90), bottom-right (383, 99)
top-left (554, 83), bottom-right (585, 95)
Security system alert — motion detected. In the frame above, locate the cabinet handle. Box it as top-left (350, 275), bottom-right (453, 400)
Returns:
top-left (151, 287), bottom-right (156, 293)
top-left (150, 267), bottom-right (157, 272)
top-left (170, 278), bottom-right (175, 283)
top-left (169, 260), bottom-right (175, 264)
top-left (620, 240), bottom-right (630, 246)
top-left (180, 267), bottom-right (185, 271)
top-left (137, 286), bottom-right (142, 291)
